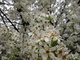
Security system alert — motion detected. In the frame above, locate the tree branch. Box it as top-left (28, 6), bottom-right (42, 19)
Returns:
top-left (0, 13), bottom-right (9, 31)
top-left (0, 8), bottom-right (19, 32)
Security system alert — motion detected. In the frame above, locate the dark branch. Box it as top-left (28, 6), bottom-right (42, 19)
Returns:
top-left (0, 8), bottom-right (19, 32)
top-left (0, 13), bottom-right (9, 31)
top-left (20, 15), bottom-right (29, 26)
top-left (77, 0), bottom-right (80, 6)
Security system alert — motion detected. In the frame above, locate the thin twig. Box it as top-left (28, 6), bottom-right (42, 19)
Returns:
top-left (0, 12), bottom-right (9, 31)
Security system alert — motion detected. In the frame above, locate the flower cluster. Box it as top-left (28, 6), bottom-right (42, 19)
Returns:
top-left (0, 0), bottom-right (80, 60)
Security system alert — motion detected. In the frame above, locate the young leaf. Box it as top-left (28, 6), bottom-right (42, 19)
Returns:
top-left (51, 40), bottom-right (58, 47)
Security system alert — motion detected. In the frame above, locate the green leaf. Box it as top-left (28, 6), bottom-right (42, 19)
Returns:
top-left (69, 23), bottom-right (75, 28)
top-left (53, 49), bottom-right (58, 52)
top-left (51, 40), bottom-right (58, 47)
top-left (69, 14), bottom-right (73, 16)
top-left (45, 16), bottom-right (53, 21)
top-left (69, 58), bottom-right (80, 60)
top-left (69, 58), bottom-right (74, 60)
top-left (75, 58), bottom-right (80, 60)
top-left (34, 52), bottom-right (40, 54)
top-left (8, 53), bottom-right (15, 60)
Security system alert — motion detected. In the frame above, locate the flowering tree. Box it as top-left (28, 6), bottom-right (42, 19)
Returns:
top-left (0, 0), bottom-right (80, 60)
